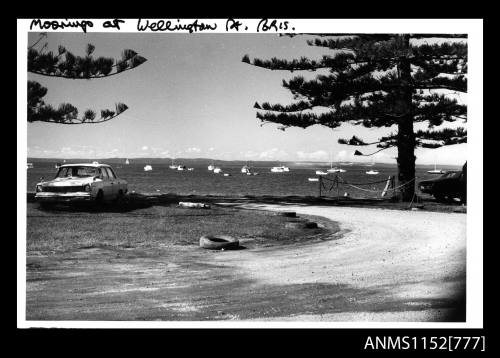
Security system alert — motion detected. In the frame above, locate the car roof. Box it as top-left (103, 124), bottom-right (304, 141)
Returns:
top-left (59, 163), bottom-right (111, 168)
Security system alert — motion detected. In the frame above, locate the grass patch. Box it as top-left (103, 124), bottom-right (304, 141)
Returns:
top-left (26, 202), bottom-right (338, 254)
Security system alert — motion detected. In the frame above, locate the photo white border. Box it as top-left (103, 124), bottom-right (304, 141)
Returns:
top-left (17, 18), bottom-right (483, 329)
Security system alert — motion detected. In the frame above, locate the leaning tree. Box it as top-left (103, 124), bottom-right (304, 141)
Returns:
top-left (28, 33), bottom-right (147, 124)
top-left (243, 34), bottom-right (467, 201)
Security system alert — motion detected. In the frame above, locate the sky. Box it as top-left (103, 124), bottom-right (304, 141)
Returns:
top-left (26, 32), bottom-right (467, 165)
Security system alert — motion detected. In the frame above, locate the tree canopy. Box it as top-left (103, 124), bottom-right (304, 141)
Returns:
top-left (243, 34), bottom-right (467, 200)
top-left (27, 33), bottom-right (147, 124)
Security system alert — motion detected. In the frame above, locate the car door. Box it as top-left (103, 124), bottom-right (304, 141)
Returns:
top-left (99, 167), bottom-right (113, 200)
top-left (105, 167), bottom-right (118, 198)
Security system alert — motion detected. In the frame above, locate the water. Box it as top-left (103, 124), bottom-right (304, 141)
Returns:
top-left (26, 161), bottom-right (461, 199)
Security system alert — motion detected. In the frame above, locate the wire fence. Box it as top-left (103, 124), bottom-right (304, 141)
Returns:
top-left (317, 174), bottom-right (416, 200)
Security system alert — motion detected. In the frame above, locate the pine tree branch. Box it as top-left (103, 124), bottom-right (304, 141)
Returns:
top-left (338, 134), bottom-right (397, 146)
top-left (28, 33), bottom-right (48, 50)
top-left (35, 112), bottom-right (123, 125)
top-left (415, 127), bottom-right (467, 147)
top-left (409, 34), bottom-right (467, 39)
top-left (353, 145), bottom-right (397, 156)
top-left (28, 46), bottom-right (147, 79)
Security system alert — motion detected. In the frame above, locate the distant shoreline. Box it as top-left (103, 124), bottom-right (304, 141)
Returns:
top-left (26, 157), bottom-right (464, 168)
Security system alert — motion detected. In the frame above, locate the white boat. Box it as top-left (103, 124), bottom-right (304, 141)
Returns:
top-left (326, 152), bottom-right (346, 173)
top-left (327, 167), bottom-right (346, 173)
top-left (208, 160), bottom-right (215, 171)
top-left (308, 177), bottom-right (319, 182)
top-left (241, 164), bottom-right (251, 174)
top-left (27, 163), bottom-right (33, 169)
top-left (169, 159), bottom-right (178, 169)
top-left (315, 170), bottom-right (328, 175)
top-left (213, 167), bottom-right (223, 174)
top-left (177, 165), bottom-right (187, 171)
top-left (187, 168), bottom-right (194, 171)
top-left (428, 163), bottom-right (444, 174)
top-left (271, 165), bottom-right (290, 173)
top-left (144, 165), bottom-right (153, 171)
top-left (55, 163), bottom-right (61, 169)
top-left (223, 173), bottom-right (231, 177)
top-left (366, 170), bottom-right (379, 175)
top-left (125, 159), bottom-right (130, 165)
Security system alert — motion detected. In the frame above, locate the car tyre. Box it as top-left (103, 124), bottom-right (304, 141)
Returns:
top-left (114, 190), bottom-right (125, 206)
top-left (95, 190), bottom-right (104, 207)
top-left (199, 235), bottom-right (239, 250)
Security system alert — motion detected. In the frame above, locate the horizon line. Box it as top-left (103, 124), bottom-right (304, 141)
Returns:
top-left (26, 156), bottom-right (464, 166)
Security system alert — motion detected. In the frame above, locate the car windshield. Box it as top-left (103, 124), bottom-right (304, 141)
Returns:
top-left (55, 166), bottom-right (99, 178)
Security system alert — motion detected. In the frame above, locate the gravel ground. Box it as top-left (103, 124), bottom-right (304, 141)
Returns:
top-left (25, 204), bottom-right (466, 323)
top-left (210, 204), bottom-right (466, 322)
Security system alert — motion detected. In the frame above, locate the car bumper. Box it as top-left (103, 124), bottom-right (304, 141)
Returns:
top-left (35, 192), bottom-right (92, 202)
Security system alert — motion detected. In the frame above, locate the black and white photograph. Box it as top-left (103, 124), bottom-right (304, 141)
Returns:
top-left (17, 18), bottom-right (483, 332)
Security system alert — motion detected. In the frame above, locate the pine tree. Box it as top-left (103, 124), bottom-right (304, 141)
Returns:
top-left (243, 34), bottom-right (467, 201)
top-left (28, 33), bottom-right (147, 124)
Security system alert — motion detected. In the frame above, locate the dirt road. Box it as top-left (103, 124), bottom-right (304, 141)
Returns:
top-left (26, 205), bottom-right (466, 322)
top-left (214, 204), bottom-right (466, 321)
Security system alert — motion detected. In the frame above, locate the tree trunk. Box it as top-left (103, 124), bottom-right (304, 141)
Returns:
top-left (396, 116), bottom-right (416, 201)
top-left (396, 35), bottom-right (416, 201)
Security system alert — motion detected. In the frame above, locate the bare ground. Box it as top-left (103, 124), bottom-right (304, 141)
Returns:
top-left (26, 203), bottom-right (466, 322)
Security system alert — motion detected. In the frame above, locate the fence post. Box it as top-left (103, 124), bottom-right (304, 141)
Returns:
top-left (381, 176), bottom-right (392, 197)
top-left (319, 176), bottom-right (322, 198)
top-left (336, 175), bottom-right (339, 199)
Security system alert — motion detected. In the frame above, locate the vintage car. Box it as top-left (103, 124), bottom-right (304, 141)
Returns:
top-left (418, 163), bottom-right (466, 203)
top-left (35, 163), bottom-right (128, 205)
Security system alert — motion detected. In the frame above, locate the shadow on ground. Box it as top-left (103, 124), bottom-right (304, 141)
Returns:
top-left (27, 191), bottom-right (466, 214)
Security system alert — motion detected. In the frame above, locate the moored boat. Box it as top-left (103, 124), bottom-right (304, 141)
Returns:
top-left (169, 159), bottom-right (178, 169)
top-left (271, 164), bottom-right (290, 173)
top-left (427, 163), bottom-right (444, 174)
